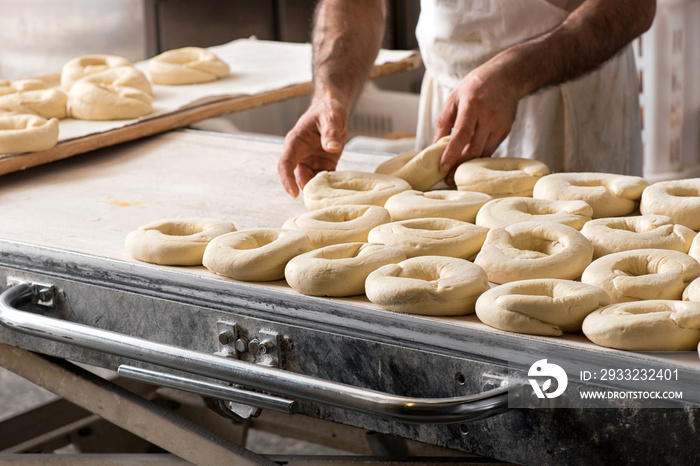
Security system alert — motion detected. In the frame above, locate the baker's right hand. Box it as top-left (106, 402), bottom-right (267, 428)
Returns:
top-left (278, 98), bottom-right (348, 198)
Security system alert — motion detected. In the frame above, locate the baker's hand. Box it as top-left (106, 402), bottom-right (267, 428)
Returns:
top-left (433, 64), bottom-right (521, 186)
top-left (278, 98), bottom-right (348, 198)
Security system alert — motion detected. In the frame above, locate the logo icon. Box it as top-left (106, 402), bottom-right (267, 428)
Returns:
top-left (528, 359), bottom-right (568, 399)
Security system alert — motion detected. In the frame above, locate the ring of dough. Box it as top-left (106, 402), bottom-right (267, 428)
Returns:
top-left (384, 189), bottom-right (491, 223)
top-left (582, 300), bottom-right (700, 351)
top-left (202, 228), bottom-right (311, 282)
top-left (581, 248), bottom-right (700, 303)
top-left (285, 242), bottom-right (406, 297)
top-left (282, 205), bottom-right (390, 248)
top-left (689, 233), bottom-right (700, 263)
top-left (0, 78), bottom-right (48, 96)
top-left (365, 255), bottom-right (490, 316)
top-left (0, 112), bottom-right (59, 154)
top-left (640, 178), bottom-right (700, 231)
top-left (61, 54), bottom-right (133, 91)
top-left (149, 47), bottom-right (229, 85)
top-left (374, 136), bottom-right (449, 191)
top-left (69, 66), bottom-right (153, 120)
top-left (303, 171), bottom-right (411, 210)
top-left (0, 89), bottom-right (68, 119)
top-left (581, 215), bottom-right (696, 259)
top-left (532, 172), bottom-right (649, 218)
top-left (474, 221), bottom-right (593, 284)
top-left (683, 277), bottom-right (700, 302)
top-left (454, 157), bottom-right (550, 198)
top-left (475, 197), bottom-right (593, 230)
top-left (367, 217), bottom-right (489, 259)
top-left (475, 279), bottom-right (610, 336)
top-left (125, 218), bottom-right (236, 266)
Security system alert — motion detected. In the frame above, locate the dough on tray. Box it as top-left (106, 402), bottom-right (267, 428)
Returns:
top-left (0, 89), bottom-right (68, 119)
top-left (61, 54), bottom-right (133, 91)
top-left (149, 47), bottom-right (229, 85)
top-left (454, 157), bottom-right (549, 197)
top-left (640, 178), bottom-right (700, 231)
top-left (374, 136), bottom-right (449, 191)
top-left (0, 78), bottom-right (49, 96)
top-left (302, 171), bottom-right (411, 210)
top-left (0, 112), bottom-right (59, 154)
top-left (475, 197), bottom-right (593, 230)
top-left (383, 189), bottom-right (491, 223)
top-left (683, 276), bottom-right (700, 302)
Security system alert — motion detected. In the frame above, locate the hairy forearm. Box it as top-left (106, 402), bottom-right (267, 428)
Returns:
top-left (311, 0), bottom-right (386, 110)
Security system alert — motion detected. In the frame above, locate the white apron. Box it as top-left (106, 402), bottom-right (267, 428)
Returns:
top-left (415, 0), bottom-right (643, 175)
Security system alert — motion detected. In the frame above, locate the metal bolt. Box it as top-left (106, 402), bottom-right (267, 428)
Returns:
top-left (258, 340), bottom-right (274, 355)
top-left (248, 338), bottom-right (260, 355)
top-left (218, 331), bottom-right (232, 345)
top-left (234, 337), bottom-right (249, 353)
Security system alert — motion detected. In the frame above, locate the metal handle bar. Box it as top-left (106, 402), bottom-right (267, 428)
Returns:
top-left (0, 283), bottom-right (511, 424)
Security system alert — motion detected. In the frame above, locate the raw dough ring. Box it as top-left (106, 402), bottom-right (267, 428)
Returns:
top-left (0, 89), bottom-right (68, 119)
top-left (303, 171), bottom-right (411, 210)
top-left (374, 136), bottom-right (449, 191)
top-left (203, 228), bottom-right (311, 281)
top-left (582, 300), bottom-right (700, 351)
top-left (689, 233), bottom-right (700, 263)
top-left (683, 277), bottom-right (700, 302)
top-left (454, 157), bottom-right (550, 197)
top-left (367, 217), bottom-right (489, 259)
top-left (0, 112), bottom-right (59, 154)
top-left (365, 255), bottom-right (489, 316)
top-left (69, 66), bottom-right (153, 120)
top-left (285, 242), bottom-right (406, 297)
top-left (581, 215), bottom-right (696, 259)
top-left (125, 218), bottom-right (236, 266)
top-left (475, 197), bottom-right (593, 230)
top-left (532, 172), bottom-right (649, 218)
top-left (474, 221), bottom-right (593, 284)
top-left (282, 205), bottom-right (390, 248)
top-left (640, 178), bottom-right (700, 231)
top-left (475, 279), bottom-right (610, 336)
top-left (149, 47), bottom-right (230, 85)
top-left (61, 54), bottom-right (133, 90)
top-left (581, 249), bottom-right (700, 303)
top-left (384, 189), bottom-right (491, 222)
top-left (0, 78), bottom-right (48, 96)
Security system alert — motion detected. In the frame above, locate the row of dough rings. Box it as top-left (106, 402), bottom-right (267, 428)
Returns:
top-left (532, 172), bottom-right (649, 218)
top-left (0, 88), bottom-right (68, 120)
top-left (0, 112), bottom-right (59, 154)
top-left (475, 197), bottom-right (593, 230)
top-left (641, 178), bottom-right (700, 231)
top-left (365, 255), bottom-right (490, 316)
top-left (582, 300), bottom-right (700, 351)
top-left (149, 47), bottom-right (230, 85)
top-left (302, 170), bottom-right (411, 211)
top-left (384, 189), bottom-right (491, 223)
top-left (475, 279), bottom-right (610, 336)
top-left (61, 54), bottom-right (133, 91)
top-left (374, 136), bottom-right (450, 191)
top-left (282, 205), bottom-right (390, 249)
top-left (454, 157), bottom-right (550, 198)
top-left (580, 215), bottom-right (696, 259)
top-left (285, 242), bottom-right (406, 297)
top-left (581, 248), bottom-right (700, 303)
top-left (474, 221), bottom-right (594, 284)
top-left (203, 229), bottom-right (311, 281)
top-left (125, 218), bottom-right (236, 266)
top-left (0, 78), bottom-right (50, 96)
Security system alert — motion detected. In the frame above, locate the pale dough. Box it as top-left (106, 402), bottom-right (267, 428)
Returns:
top-left (149, 47), bottom-right (229, 85)
top-left (0, 89), bottom-right (68, 119)
top-left (475, 197), bottom-right (593, 230)
top-left (474, 221), bottom-right (593, 284)
top-left (367, 217), bottom-right (489, 259)
top-left (532, 172), bottom-right (649, 218)
top-left (689, 233), bottom-right (700, 263)
top-left (302, 170), bottom-right (411, 210)
top-left (683, 276), bottom-right (700, 302)
top-left (365, 255), bottom-right (490, 316)
top-left (202, 228), bottom-right (311, 281)
top-left (582, 301), bottom-right (700, 351)
top-left (284, 242), bottom-right (406, 297)
top-left (125, 218), bottom-right (236, 266)
top-left (383, 189), bottom-right (491, 223)
top-left (0, 112), bottom-right (59, 154)
top-left (454, 157), bottom-right (550, 198)
top-left (61, 54), bottom-right (133, 91)
top-left (640, 178), bottom-right (700, 231)
top-left (373, 136), bottom-right (449, 191)
top-left (581, 215), bottom-right (696, 259)
top-left (475, 279), bottom-right (609, 336)
top-left (0, 78), bottom-right (48, 96)
top-left (581, 248), bottom-right (700, 303)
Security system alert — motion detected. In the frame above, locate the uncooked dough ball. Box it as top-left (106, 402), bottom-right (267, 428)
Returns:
top-left (0, 89), bottom-right (68, 119)
top-left (475, 279), bottom-right (609, 336)
top-left (582, 301), bottom-right (700, 351)
top-left (640, 179), bottom-right (700, 231)
top-left (475, 197), bottom-right (593, 230)
top-left (282, 204), bottom-right (390, 248)
top-left (367, 217), bottom-right (488, 259)
top-left (149, 47), bottom-right (229, 85)
top-left (454, 157), bottom-right (550, 197)
top-left (61, 54), bottom-right (133, 91)
top-left (532, 172), bottom-right (648, 218)
top-left (0, 112), bottom-right (59, 154)
top-left (383, 189), bottom-right (491, 223)
top-left (581, 249), bottom-right (700, 303)
top-left (373, 136), bottom-right (449, 190)
top-left (365, 255), bottom-right (490, 316)
top-left (683, 276), bottom-right (700, 302)
top-left (203, 228), bottom-right (311, 281)
top-left (303, 170), bottom-right (411, 210)
top-left (0, 78), bottom-right (48, 96)
top-left (125, 218), bottom-right (236, 266)
top-left (581, 215), bottom-right (696, 259)
top-left (285, 242), bottom-right (406, 297)
top-left (474, 221), bottom-right (593, 284)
